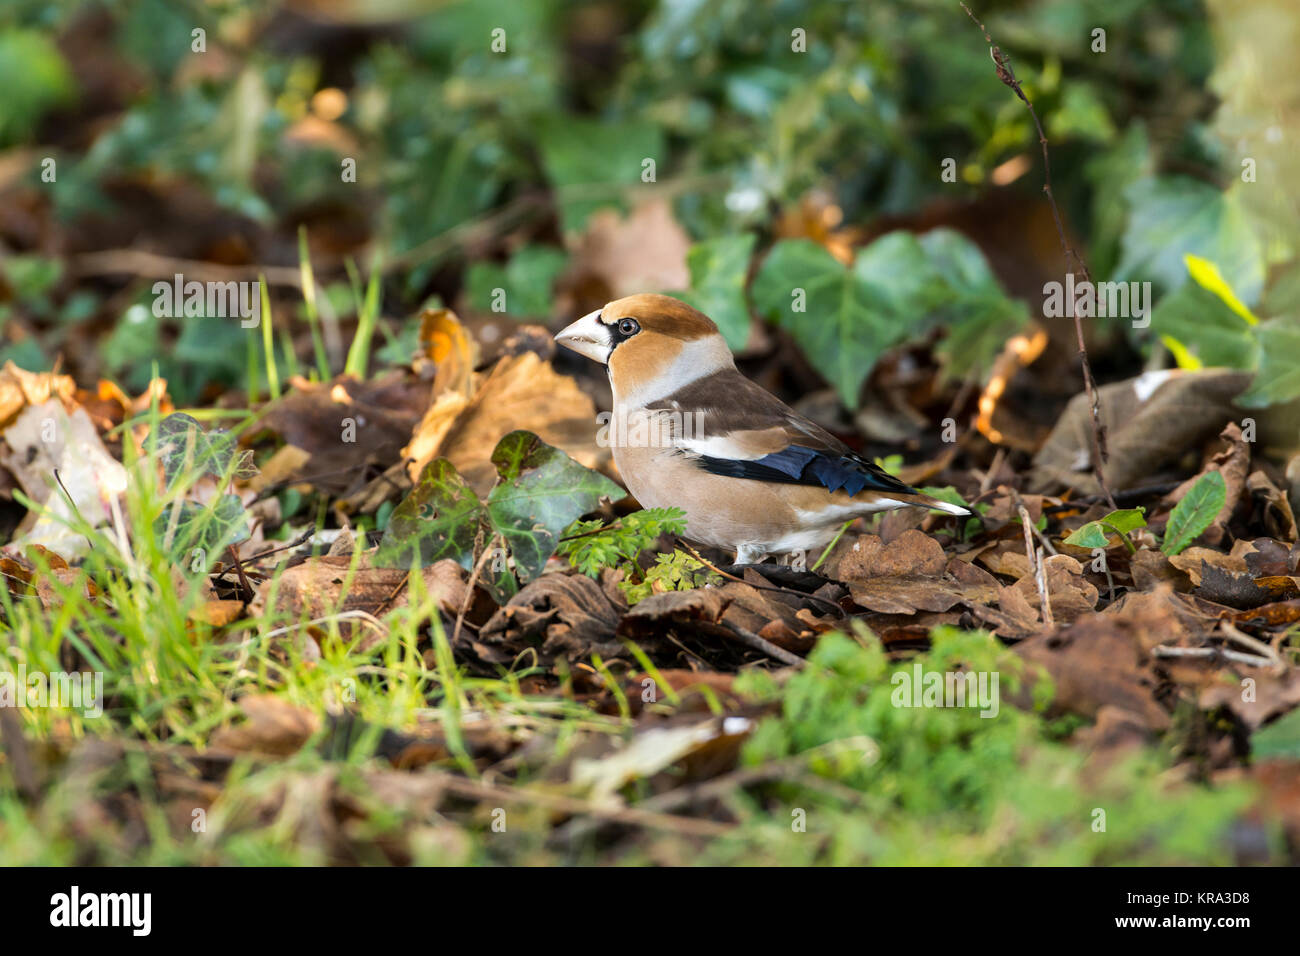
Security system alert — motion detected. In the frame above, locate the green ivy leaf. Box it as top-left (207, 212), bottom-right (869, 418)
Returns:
top-left (1238, 316), bottom-right (1300, 407)
top-left (919, 230), bottom-right (1030, 382)
top-left (752, 230), bottom-right (1027, 407)
top-left (486, 430), bottom-right (622, 585)
top-left (1162, 471), bottom-right (1227, 556)
top-left (676, 233), bottom-right (756, 350)
top-left (374, 458), bottom-right (487, 571)
top-left (376, 432), bottom-right (621, 605)
top-left (1151, 281), bottom-right (1256, 370)
top-left (147, 412), bottom-right (256, 489)
top-left (465, 244), bottom-right (568, 320)
top-left (1116, 177), bottom-right (1265, 305)
top-left (752, 238), bottom-right (911, 409)
top-left (156, 494), bottom-right (251, 570)
top-left (537, 117), bottom-right (664, 234)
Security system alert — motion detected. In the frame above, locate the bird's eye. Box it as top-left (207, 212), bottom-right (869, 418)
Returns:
top-left (616, 318), bottom-right (640, 336)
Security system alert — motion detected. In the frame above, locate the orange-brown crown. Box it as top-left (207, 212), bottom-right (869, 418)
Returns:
top-left (601, 294), bottom-right (719, 341)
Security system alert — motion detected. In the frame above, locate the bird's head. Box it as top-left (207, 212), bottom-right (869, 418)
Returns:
top-left (555, 293), bottom-right (734, 405)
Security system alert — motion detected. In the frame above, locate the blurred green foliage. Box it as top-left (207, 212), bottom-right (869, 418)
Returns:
top-left (0, 0), bottom-right (1295, 404)
top-left (723, 628), bottom-right (1258, 864)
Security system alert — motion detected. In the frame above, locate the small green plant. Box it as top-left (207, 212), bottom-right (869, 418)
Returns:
top-left (558, 507), bottom-right (686, 576)
top-left (374, 431), bottom-right (621, 602)
top-left (1162, 471), bottom-right (1227, 555)
top-left (557, 507), bottom-right (713, 604)
top-left (722, 628), bottom-right (1256, 865)
top-left (1064, 507), bottom-right (1147, 553)
top-left (620, 549), bottom-right (720, 604)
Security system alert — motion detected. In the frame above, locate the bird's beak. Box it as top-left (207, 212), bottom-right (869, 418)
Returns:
top-left (555, 309), bottom-right (612, 365)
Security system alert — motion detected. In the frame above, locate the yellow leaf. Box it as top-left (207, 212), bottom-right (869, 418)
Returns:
top-left (1159, 334), bottom-right (1203, 370)
top-left (1184, 253), bottom-right (1257, 325)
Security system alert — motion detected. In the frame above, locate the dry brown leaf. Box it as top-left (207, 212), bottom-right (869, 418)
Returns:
top-left (252, 372), bottom-right (430, 497)
top-left (245, 444), bottom-right (312, 494)
top-left (839, 531), bottom-right (999, 614)
top-left (1247, 470), bottom-right (1298, 543)
top-left (1130, 548), bottom-right (1186, 591)
top-left (419, 307), bottom-right (477, 395)
top-left (405, 351), bottom-right (607, 495)
top-left (253, 555), bottom-right (474, 641)
top-left (1100, 586), bottom-right (1207, 653)
top-left (1009, 554), bottom-right (1099, 623)
top-left (0, 361), bottom-right (75, 431)
top-left (1200, 670), bottom-right (1300, 730)
top-left (1169, 547), bottom-right (1247, 585)
top-left (211, 694), bottom-right (320, 756)
top-left (1, 400), bottom-right (129, 559)
top-left (567, 198), bottom-right (690, 299)
top-left (1012, 613), bottom-right (1170, 730)
top-left (474, 570), bottom-right (628, 665)
top-left (1031, 368), bottom-right (1252, 493)
top-left (188, 599), bottom-right (245, 627)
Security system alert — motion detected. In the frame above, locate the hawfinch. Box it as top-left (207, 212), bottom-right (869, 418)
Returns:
top-left (555, 294), bottom-right (970, 564)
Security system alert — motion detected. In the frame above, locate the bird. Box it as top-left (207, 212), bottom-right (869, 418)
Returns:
top-left (555, 293), bottom-right (971, 565)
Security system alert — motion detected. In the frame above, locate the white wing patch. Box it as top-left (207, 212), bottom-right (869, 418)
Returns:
top-left (677, 434), bottom-right (766, 460)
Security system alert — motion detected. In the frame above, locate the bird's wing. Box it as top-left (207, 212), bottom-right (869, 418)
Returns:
top-left (645, 371), bottom-right (926, 500)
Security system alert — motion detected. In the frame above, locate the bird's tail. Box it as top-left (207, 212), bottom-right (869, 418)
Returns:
top-left (886, 490), bottom-right (972, 516)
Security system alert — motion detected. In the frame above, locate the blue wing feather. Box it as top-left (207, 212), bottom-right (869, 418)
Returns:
top-left (691, 444), bottom-right (918, 498)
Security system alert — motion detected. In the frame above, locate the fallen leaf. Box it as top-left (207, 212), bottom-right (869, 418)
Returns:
top-left (0, 361), bottom-right (75, 431)
top-left (473, 570), bottom-right (628, 666)
top-left (1031, 368), bottom-right (1252, 493)
top-left (211, 694), bottom-right (320, 756)
top-left (251, 372), bottom-right (430, 497)
top-left (1, 400), bottom-right (129, 560)
top-left (838, 531), bottom-right (999, 614)
top-left (1012, 613), bottom-right (1170, 730)
top-left (406, 352), bottom-right (607, 496)
top-left (567, 198), bottom-right (690, 300)
top-left (1162, 422), bottom-right (1249, 548)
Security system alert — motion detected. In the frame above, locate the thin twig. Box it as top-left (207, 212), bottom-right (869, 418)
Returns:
top-left (51, 468), bottom-right (94, 553)
top-left (1219, 621), bottom-right (1287, 675)
top-left (453, 534), bottom-right (501, 647)
top-left (435, 771), bottom-right (734, 838)
top-left (263, 609), bottom-right (389, 643)
top-left (1015, 499), bottom-right (1054, 628)
top-left (226, 544), bottom-right (256, 603)
top-left (1035, 546), bottom-right (1055, 630)
top-left (1011, 489), bottom-right (1058, 557)
top-left (1152, 645), bottom-right (1277, 669)
top-left (960, 2), bottom-right (1116, 510)
top-left (718, 620), bottom-right (807, 669)
top-left (71, 249), bottom-right (303, 288)
top-left (217, 529), bottom-right (315, 576)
